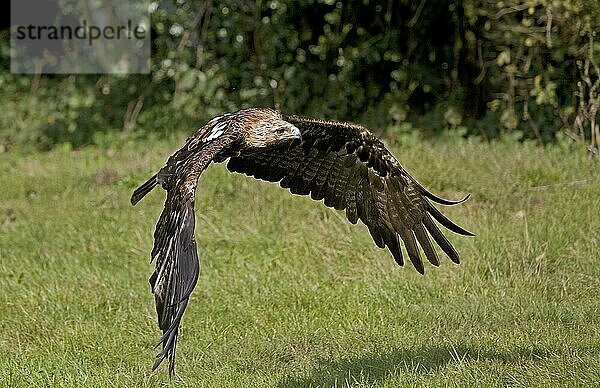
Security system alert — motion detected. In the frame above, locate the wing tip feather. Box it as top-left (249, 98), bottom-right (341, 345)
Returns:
top-left (426, 201), bottom-right (475, 236)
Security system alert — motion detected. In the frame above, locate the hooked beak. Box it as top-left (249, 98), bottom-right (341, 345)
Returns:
top-left (292, 125), bottom-right (302, 140)
top-left (289, 124), bottom-right (302, 148)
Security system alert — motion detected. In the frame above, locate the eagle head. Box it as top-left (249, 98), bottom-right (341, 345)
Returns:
top-left (239, 108), bottom-right (301, 149)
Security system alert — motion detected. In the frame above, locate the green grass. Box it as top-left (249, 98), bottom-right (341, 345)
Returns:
top-left (0, 136), bottom-right (598, 387)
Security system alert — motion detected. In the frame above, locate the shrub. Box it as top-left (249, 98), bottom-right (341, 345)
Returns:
top-left (1, 0), bottom-right (597, 153)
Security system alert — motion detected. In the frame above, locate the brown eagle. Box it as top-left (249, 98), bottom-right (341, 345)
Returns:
top-left (131, 107), bottom-right (473, 374)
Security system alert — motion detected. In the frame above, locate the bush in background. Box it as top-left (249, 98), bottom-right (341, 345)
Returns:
top-left (1, 0), bottom-right (598, 153)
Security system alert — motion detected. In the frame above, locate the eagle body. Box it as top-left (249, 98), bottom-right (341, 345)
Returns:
top-left (131, 107), bottom-right (473, 374)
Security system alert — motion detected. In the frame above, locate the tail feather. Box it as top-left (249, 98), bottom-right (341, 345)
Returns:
top-left (131, 174), bottom-right (158, 205)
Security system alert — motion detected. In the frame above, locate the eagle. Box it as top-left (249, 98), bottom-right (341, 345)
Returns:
top-left (131, 107), bottom-right (473, 375)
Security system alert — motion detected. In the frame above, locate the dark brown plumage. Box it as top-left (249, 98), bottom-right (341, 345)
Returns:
top-left (131, 107), bottom-right (473, 375)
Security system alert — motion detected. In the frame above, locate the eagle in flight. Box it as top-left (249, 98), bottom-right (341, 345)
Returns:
top-left (131, 107), bottom-right (473, 375)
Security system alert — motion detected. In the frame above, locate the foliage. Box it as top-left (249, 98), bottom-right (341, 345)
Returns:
top-left (462, 0), bottom-right (600, 150)
top-left (1, 0), bottom-right (598, 152)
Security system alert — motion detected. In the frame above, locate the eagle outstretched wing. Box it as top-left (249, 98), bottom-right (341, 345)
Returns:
top-left (132, 119), bottom-right (241, 375)
top-left (227, 115), bottom-right (473, 273)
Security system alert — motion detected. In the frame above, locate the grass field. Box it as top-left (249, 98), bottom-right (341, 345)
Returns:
top-left (0, 135), bottom-right (598, 387)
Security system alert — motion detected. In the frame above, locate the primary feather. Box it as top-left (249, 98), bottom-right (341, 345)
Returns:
top-left (131, 107), bottom-right (473, 375)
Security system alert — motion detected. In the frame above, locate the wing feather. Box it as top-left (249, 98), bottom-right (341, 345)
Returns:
top-left (307, 153), bottom-right (335, 200)
top-left (288, 149), bottom-right (322, 195)
top-left (133, 127), bottom-right (240, 375)
top-left (360, 175), bottom-right (385, 248)
top-left (398, 228), bottom-right (424, 274)
top-left (425, 200), bottom-right (475, 236)
top-left (279, 151), bottom-right (305, 189)
top-left (422, 213), bottom-right (461, 264)
top-left (343, 160), bottom-right (363, 224)
top-left (331, 159), bottom-right (350, 210)
top-left (227, 114), bottom-right (473, 271)
top-left (300, 150), bottom-right (325, 192)
top-left (323, 156), bottom-right (345, 208)
top-left (265, 153), bottom-right (289, 182)
top-left (413, 223), bottom-right (440, 266)
top-left (373, 183), bottom-right (403, 265)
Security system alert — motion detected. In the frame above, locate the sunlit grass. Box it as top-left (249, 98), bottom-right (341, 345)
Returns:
top-left (0, 136), bottom-right (598, 387)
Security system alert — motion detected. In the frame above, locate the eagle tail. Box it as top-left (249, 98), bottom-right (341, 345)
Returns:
top-left (131, 173), bottom-right (158, 205)
top-left (150, 189), bottom-right (199, 376)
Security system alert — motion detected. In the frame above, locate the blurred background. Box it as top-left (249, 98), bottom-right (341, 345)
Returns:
top-left (1, 0), bottom-right (598, 153)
